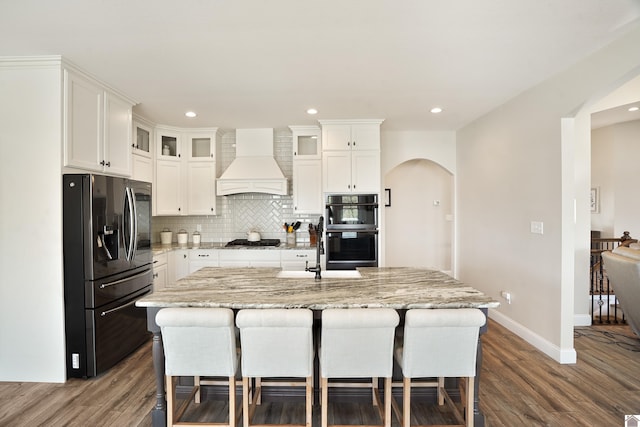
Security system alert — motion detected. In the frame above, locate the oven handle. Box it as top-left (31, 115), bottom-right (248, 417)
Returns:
top-left (100, 289), bottom-right (151, 317)
top-left (99, 269), bottom-right (152, 289)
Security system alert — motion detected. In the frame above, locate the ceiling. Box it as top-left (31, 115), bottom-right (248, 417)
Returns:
top-left (1, 0), bottom-right (640, 132)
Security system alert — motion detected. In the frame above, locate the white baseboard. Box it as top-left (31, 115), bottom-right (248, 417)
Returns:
top-left (574, 313), bottom-right (592, 327)
top-left (488, 309), bottom-right (577, 364)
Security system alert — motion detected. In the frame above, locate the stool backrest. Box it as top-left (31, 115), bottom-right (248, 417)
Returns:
top-left (401, 308), bottom-right (486, 378)
top-left (156, 307), bottom-right (238, 377)
top-left (236, 308), bottom-right (314, 377)
top-left (321, 308), bottom-right (399, 378)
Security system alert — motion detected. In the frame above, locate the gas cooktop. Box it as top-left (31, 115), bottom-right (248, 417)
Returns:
top-left (225, 239), bottom-right (281, 247)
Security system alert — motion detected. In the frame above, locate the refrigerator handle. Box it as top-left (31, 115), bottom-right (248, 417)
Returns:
top-left (124, 187), bottom-right (136, 261)
top-left (130, 187), bottom-right (139, 259)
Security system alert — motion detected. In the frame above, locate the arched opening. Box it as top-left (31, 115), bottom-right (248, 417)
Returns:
top-left (384, 158), bottom-right (453, 272)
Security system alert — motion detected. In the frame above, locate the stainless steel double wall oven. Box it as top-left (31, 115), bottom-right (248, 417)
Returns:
top-left (325, 194), bottom-right (378, 270)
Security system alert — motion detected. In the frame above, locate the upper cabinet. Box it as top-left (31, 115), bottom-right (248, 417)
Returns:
top-left (63, 69), bottom-right (133, 177)
top-left (290, 126), bottom-right (323, 213)
top-left (291, 125), bottom-right (322, 159)
top-left (320, 120), bottom-right (383, 193)
top-left (154, 127), bottom-right (221, 216)
top-left (322, 122), bottom-right (381, 151)
top-left (132, 118), bottom-right (153, 183)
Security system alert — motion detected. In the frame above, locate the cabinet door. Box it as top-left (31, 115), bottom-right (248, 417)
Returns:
top-left (351, 151), bottom-right (380, 193)
top-left (323, 151), bottom-right (352, 193)
top-left (155, 159), bottom-right (183, 215)
top-left (132, 153), bottom-right (153, 183)
top-left (153, 262), bottom-right (167, 291)
top-left (187, 162), bottom-right (217, 215)
top-left (323, 125), bottom-right (352, 150)
top-left (186, 133), bottom-right (215, 161)
top-left (293, 160), bottom-right (322, 213)
top-left (103, 92), bottom-right (132, 176)
top-left (133, 121), bottom-right (152, 158)
top-left (64, 71), bottom-right (103, 172)
top-left (168, 250), bottom-right (190, 282)
top-left (156, 129), bottom-right (182, 160)
top-left (350, 125), bottom-right (380, 150)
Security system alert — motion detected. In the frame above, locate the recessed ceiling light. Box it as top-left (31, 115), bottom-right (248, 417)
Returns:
top-left (307, 108), bottom-right (318, 115)
top-left (629, 106), bottom-right (639, 112)
top-left (430, 107), bottom-right (443, 114)
top-left (185, 111), bottom-right (197, 118)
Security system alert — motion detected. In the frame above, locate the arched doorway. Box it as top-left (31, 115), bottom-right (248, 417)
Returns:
top-left (384, 159), bottom-right (453, 272)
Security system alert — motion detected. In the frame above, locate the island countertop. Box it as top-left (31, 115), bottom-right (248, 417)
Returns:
top-left (136, 267), bottom-right (500, 310)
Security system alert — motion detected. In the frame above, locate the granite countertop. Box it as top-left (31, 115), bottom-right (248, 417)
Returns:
top-left (136, 267), bottom-right (500, 310)
top-left (152, 242), bottom-right (314, 255)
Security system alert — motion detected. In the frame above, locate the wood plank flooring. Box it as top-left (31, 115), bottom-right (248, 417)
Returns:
top-left (1, 319), bottom-right (638, 426)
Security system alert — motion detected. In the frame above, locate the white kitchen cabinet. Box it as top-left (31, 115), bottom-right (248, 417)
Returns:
top-left (155, 159), bottom-right (183, 215)
top-left (281, 249), bottom-right (316, 270)
top-left (132, 118), bottom-right (153, 183)
top-left (168, 249), bottom-right (190, 283)
top-left (63, 69), bottom-right (133, 176)
top-left (153, 252), bottom-right (168, 291)
top-left (218, 250), bottom-right (281, 268)
top-left (321, 122), bottom-right (381, 151)
top-left (154, 127), bottom-right (221, 216)
top-left (132, 153), bottom-right (153, 183)
top-left (290, 125), bottom-right (321, 159)
top-left (322, 150), bottom-right (380, 193)
top-left (189, 249), bottom-right (219, 273)
top-left (293, 160), bottom-right (323, 213)
top-left (290, 126), bottom-right (322, 213)
top-left (320, 120), bottom-right (383, 194)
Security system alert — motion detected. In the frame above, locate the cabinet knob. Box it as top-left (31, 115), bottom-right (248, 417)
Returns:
top-left (153, 273), bottom-right (159, 278)
top-left (106, 161), bottom-right (111, 167)
top-left (211, 207), bottom-right (214, 211)
top-left (353, 141), bottom-right (356, 146)
top-left (178, 207), bottom-right (181, 211)
top-left (347, 141), bottom-right (351, 146)
top-left (100, 160), bottom-right (106, 166)
top-left (183, 254), bottom-right (187, 259)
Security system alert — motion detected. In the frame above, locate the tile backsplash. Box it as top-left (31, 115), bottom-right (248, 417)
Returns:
top-left (151, 128), bottom-right (321, 244)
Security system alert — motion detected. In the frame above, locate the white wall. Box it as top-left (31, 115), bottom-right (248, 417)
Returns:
top-left (0, 58), bottom-right (67, 382)
top-left (592, 120), bottom-right (640, 236)
top-left (385, 159), bottom-right (453, 271)
top-left (456, 22), bottom-right (640, 364)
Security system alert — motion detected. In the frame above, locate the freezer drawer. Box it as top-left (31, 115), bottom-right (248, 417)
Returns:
top-left (68, 286), bottom-right (151, 378)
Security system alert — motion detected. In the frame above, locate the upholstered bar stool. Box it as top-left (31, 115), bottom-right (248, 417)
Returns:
top-left (320, 308), bottom-right (400, 427)
top-left (236, 308), bottom-right (314, 427)
top-left (393, 308), bottom-right (486, 427)
top-left (156, 307), bottom-right (240, 427)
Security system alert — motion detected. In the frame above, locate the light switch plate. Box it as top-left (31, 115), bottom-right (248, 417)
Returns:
top-left (530, 221), bottom-right (544, 234)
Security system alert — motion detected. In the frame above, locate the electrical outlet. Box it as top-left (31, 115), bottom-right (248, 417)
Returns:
top-left (501, 291), bottom-right (512, 304)
top-left (196, 224), bottom-right (202, 232)
top-left (72, 353), bottom-right (80, 369)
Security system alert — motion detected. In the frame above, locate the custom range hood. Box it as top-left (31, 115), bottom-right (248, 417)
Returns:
top-left (216, 128), bottom-right (288, 196)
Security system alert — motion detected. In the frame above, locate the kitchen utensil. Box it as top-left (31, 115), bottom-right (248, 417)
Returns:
top-left (177, 229), bottom-right (188, 245)
top-left (160, 229), bottom-right (172, 245)
top-left (247, 230), bottom-right (261, 242)
top-left (293, 221), bottom-right (301, 230)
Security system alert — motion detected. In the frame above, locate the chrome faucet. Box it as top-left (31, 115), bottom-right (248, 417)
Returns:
top-left (306, 216), bottom-right (324, 280)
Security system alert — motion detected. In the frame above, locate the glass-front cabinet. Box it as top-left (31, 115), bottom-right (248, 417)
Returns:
top-left (290, 125), bottom-right (321, 159)
top-left (186, 132), bottom-right (215, 161)
top-left (133, 120), bottom-right (152, 158)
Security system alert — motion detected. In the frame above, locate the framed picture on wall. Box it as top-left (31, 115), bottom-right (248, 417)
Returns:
top-left (590, 187), bottom-right (599, 213)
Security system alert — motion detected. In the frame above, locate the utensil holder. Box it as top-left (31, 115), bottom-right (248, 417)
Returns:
top-left (286, 233), bottom-right (296, 246)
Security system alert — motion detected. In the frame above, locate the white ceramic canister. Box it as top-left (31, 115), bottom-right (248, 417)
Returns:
top-left (177, 229), bottom-right (188, 245)
top-left (192, 231), bottom-right (201, 245)
top-left (160, 229), bottom-right (172, 245)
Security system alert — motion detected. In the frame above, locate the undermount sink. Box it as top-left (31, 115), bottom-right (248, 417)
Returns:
top-left (276, 270), bottom-right (362, 279)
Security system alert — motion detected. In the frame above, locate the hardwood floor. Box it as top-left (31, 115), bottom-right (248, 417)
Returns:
top-left (1, 319), bottom-right (638, 426)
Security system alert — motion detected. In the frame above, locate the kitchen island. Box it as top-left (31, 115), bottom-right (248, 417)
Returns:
top-left (137, 267), bottom-right (499, 427)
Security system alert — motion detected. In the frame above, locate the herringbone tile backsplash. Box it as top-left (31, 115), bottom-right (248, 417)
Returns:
top-left (152, 129), bottom-right (320, 244)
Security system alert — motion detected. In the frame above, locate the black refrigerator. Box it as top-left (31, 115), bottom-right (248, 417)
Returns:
top-left (63, 174), bottom-right (153, 378)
